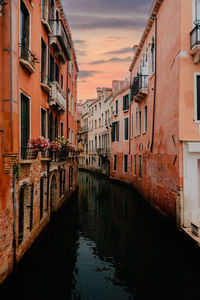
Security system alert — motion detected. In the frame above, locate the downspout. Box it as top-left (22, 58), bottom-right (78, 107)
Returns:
top-left (66, 60), bottom-right (69, 139)
top-left (150, 16), bottom-right (157, 153)
top-left (0, 129), bottom-right (5, 155)
top-left (129, 70), bottom-right (133, 155)
top-left (10, 0), bottom-right (13, 152)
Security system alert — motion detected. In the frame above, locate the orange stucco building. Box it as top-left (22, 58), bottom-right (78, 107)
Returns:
top-left (109, 0), bottom-right (200, 243)
top-left (0, 0), bottom-right (78, 283)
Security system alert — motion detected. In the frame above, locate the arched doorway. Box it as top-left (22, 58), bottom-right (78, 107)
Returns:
top-left (50, 174), bottom-right (57, 213)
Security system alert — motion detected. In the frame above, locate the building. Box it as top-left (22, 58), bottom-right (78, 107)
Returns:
top-left (127, 0), bottom-right (200, 241)
top-left (110, 79), bottom-right (131, 182)
top-left (0, 0), bottom-right (78, 283)
top-left (81, 88), bottom-right (113, 176)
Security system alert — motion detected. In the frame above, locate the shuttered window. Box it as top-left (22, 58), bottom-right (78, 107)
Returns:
top-left (41, 108), bottom-right (46, 137)
top-left (123, 94), bottom-right (129, 111)
top-left (195, 0), bottom-right (200, 24)
top-left (21, 93), bottom-right (30, 159)
top-left (41, 39), bottom-right (47, 83)
top-left (139, 155), bottom-right (142, 179)
top-left (115, 100), bottom-right (118, 114)
top-left (124, 118), bottom-right (129, 140)
top-left (144, 106), bottom-right (147, 132)
top-left (124, 155), bottom-right (128, 173)
top-left (197, 76), bottom-right (200, 121)
top-left (112, 121), bottom-right (119, 142)
top-left (139, 111), bottom-right (142, 135)
top-left (113, 155), bottom-right (117, 171)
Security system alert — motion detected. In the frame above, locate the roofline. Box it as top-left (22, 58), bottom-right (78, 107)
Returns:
top-left (57, 0), bottom-right (79, 72)
top-left (129, 0), bottom-right (163, 72)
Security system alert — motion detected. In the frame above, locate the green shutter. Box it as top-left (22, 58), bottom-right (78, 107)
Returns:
top-left (197, 76), bottom-right (200, 120)
top-left (112, 122), bottom-right (115, 142)
top-left (116, 121), bottom-right (119, 141)
top-left (123, 96), bottom-right (126, 111)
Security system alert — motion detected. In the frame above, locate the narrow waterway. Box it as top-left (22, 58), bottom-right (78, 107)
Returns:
top-left (1, 171), bottom-right (200, 300)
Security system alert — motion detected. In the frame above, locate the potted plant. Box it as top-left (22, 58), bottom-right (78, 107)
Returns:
top-left (28, 137), bottom-right (50, 152)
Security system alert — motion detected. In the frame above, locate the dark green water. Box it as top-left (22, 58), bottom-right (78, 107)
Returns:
top-left (1, 171), bottom-right (200, 300)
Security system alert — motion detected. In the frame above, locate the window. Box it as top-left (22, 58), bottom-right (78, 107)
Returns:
top-left (139, 111), bottom-right (141, 135)
top-left (113, 155), bottom-right (117, 171)
top-left (68, 89), bottom-right (71, 112)
top-left (196, 75), bottom-right (200, 121)
top-left (124, 118), bottom-right (129, 140)
top-left (71, 95), bottom-right (73, 116)
top-left (61, 74), bottom-right (64, 90)
top-left (139, 155), bottom-right (142, 179)
top-left (131, 114), bottom-right (133, 138)
top-left (99, 102), bottom-right (101, 109)
top-left (144, 106), bottom-right (147, 132)
top-left (99, 157), bottom-right (101, 167)
top-left (55, 63), bottom-right (59, 83)
top-left (135, 110), bottom-right (138, 136)
top-left (99, 118), bottom-right (101, 127)
top-left (195, 0), bottom-right (200, 24)
top-left (115, 100), bottom-right (118, 114)
top-left (41, 108), bottom-right (46, 137)
top-left (151, 37), bottom-right (155, 74)
top-left (130, 155), bottom-right (132, 173)
top-left (41, 38), bottom-right (47, 83)
top-left (102, 113), bottom-right (104, 125)
top-left (112, 121), bottom-right (119, 142)
top-left (123, 94), bottom-right (129, 111)
top-left (134, 155), bottom-right (136, 175)
top-left (95, 120), bottom-right (97, 129)
top-left (21, 93), bottom-right (30, 159)
top-left (50, 54), bottom-right (54, 82)
top-left (40, 177), bottom-right (44, 220)
top-left (124, 155), bottom-right (128, 173)
top-left (20, 1), bottom-right (30, 60)
top-left (61, 121), bottom-right (64, 136)
top-left (95, 105), bottom-right (97, 111)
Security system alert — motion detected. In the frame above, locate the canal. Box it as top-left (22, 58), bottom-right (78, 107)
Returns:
top-left (1, 171), bottom-right (200, 300)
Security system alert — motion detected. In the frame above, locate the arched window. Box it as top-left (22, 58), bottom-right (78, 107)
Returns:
top-left (49, 112), bottom-right (54, 141)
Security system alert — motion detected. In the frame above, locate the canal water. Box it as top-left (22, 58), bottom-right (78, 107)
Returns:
top-left (1, 171), bottom-right (200, 300)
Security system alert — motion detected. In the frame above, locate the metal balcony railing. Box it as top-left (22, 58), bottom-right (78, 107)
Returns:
top-left (190, 24), bottom-right (200, 50)
top-left (50, 19), bottom-right (71, 61)
top-left (19, 45), bottom-right (37, 74)
top-left (97, 148), bottom-right (111, 156)
top-left (49, 81), bottom-right (66, 112)
top-left (131, 75), bottom-right (148, 99)
top-left (20, 147), bottom-right (38, 160)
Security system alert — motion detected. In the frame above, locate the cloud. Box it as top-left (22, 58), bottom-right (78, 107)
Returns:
top-left (105, 36), bottom-right (128, 43)
top-left (79, 70), bottom-right (100, 79)
top-left (104, 47), bottom-right (133, 55)
top-left (90, 56), bottom-right (132, 65)
top-left (68, 14), bottom-right (147, 30)
top-left (76, 50), bottom-right (87, 56)
top-left (61, 0), bottom-right (152, 17)
top-left (74, 39), bottom-right (87, 45)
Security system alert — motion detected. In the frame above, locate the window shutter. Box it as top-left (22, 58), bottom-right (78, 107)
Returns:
top-left (196, 0), bottom-right (200, 23)
top-left (127, 94), bottom-right (130, 109)
top-left (197, 76), bottom-right (200, 120)
top-left (116, 121), bottom-right (119, 141)
top-left (112, 122), bottom-right (115, 142)
top-left (123, 96), bottom-right (125, 111)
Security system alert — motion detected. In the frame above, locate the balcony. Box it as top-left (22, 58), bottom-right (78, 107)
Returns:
top-left (41, 7), bottom-right (52, 33)
top-left (20, 147), bottom-right (38, 162)
top-left (131, 75), bottom-right (148, 102)
top-left (19, 46), bottom-right (37, 74)
top-left (50, 19), bottom-right (71, 63)
top-left (190, 24), bottom-right (200, 63)
top-left (97, 148), bottom-right (111, 157)
top-left (49, 82), bottom-right (66, 113)
top-left (82, 126), bottom-right (89, 133)
top-left (41, 73), bottom-right (51, 93)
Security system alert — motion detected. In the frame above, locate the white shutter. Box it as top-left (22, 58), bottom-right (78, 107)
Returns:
top-left (195, 0), bottom-right (200, 24)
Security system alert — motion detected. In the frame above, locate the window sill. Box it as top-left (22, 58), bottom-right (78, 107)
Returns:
top-left (19, 159), bottom-right (36, 164)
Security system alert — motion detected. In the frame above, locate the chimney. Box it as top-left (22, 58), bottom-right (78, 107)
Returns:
top-left (97, 87), bottom-right (102, 98)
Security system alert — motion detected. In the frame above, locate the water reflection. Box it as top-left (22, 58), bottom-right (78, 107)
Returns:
top-left (1, 171), bottom-right (200, 300)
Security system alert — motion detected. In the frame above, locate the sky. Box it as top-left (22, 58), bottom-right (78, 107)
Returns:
top-left (61, 0), bottom-right (153, 101)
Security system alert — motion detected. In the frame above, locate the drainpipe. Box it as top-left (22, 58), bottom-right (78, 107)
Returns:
top-left (12, 163), bottom-right (17, 267)
top-left (150, 16), bottom-right (157, 153)
top-left (10, 0), bottom-right (13, 152)
top-left (129, 70), bottom-right (133, 155)
top-left (66, 61), bottom-right (69, 139)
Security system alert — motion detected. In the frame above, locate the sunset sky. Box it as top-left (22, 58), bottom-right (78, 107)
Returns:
top-left (61, 0), bottom-right (153, 101)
